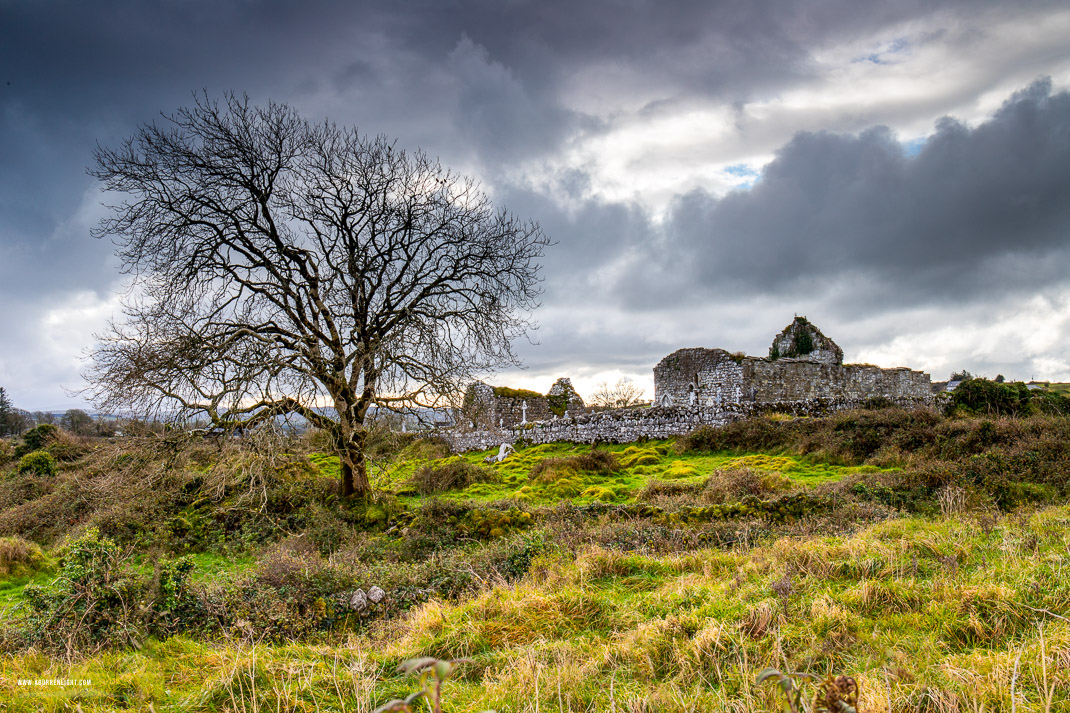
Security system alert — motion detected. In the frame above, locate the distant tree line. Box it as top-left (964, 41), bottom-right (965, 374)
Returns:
top-left (0, 388), bottom-right (118, 438)
top-left (0, 387), bottom-right (29, 436)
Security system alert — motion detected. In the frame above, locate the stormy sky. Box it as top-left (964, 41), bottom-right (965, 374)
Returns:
top-left (3, 1), bottom-right (1070, 410)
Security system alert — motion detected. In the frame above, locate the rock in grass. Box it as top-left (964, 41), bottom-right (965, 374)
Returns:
top-left (349, 589), bottom-right (368, 611)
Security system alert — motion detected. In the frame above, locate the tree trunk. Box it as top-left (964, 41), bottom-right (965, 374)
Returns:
top-left (336, 428), bottom-right (371, 498)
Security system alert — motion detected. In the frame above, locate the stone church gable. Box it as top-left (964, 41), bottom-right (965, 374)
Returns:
top-left (654, 318), bottom-right (931, 408)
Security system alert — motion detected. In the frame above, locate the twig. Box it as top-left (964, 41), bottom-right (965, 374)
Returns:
top-left (1010, 646), bottom-right (1022, 713)
top-left (1020, 603), bottom-right (1070, 623)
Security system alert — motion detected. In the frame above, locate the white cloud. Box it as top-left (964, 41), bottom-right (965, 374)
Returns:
top-left (0, 290), bottom-right (122, 410)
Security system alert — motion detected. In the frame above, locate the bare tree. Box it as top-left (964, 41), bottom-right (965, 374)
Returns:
top-left (87, 94), bottom-right (549, 497)
top-left (589, 378), bottom-right (647, 409)
top-left (61, 409), bottom-right (95, 436)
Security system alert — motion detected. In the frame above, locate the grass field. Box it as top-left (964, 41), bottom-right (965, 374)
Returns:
top-left (1, 507), bottom-right (1067, 711)
top-left (374, 440), bottom-right (892, 505)
top-left (2, 410), bottom-right (1070, 711)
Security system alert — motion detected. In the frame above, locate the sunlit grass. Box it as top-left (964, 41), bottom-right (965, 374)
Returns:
top-left (309, 440), bottom-right (898, 505)
top-left (3, 507), bottom-right (1067, 711)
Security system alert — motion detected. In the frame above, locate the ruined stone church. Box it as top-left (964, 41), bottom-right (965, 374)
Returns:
top-left (653, 317), bottom-right (932, 409)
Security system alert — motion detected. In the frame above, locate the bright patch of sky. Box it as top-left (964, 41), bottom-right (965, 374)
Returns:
top-left (902, 137), bottom-right (927, 157)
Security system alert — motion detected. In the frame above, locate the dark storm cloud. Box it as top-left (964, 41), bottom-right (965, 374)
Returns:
top-left (3, 0), bottom-right (1070, 404)
top-left (610, 79), bottom-right (1070, 312)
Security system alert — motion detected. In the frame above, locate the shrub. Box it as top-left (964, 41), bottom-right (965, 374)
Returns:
top-left (401, 437), bottom-right (452, 462)
top-left (145, 555), bottom-right (202, 637)
top-left (19, 528), bottom-right (145, 655)
top-left (255, 538), bottom-right (352, 600)
top-left (1027, 390), bottom-right (1070, 416)
top-left (702, 468), bottom-right (792, 503)
top-left (529, 449), bottom-right (620, 482)
top-left (15, 423), bottom-right (59, 457)
top-left (409, 457), bottom-right (497, 495)
top-left (949, 379), bottom-right (1031, 416)
top-left (0, 535), bottom-right (49, 577)
top-left (45, 430), bottom-right (93, 462)
top-left (16, 450), bottom-right (57, 477)
top-left (453, 507), bottom-right (534, 539)
top-left (682, 418), bottom-right (795, 453)
top-left (636, 479), bottom-right (705, 503)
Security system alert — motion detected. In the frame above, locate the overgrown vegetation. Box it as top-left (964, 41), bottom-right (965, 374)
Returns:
top-left (948, 375), bottom-right (1070, 416)
top-left (2, 408), bottom-right (1070, 710)
top-left (490, 386), bottom-right (543, 400)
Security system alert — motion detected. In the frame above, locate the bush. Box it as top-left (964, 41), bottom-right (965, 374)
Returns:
top-left (46, 430), bottom-right (93, 462)
top-left (682, 418), bottom-right (795, 453)
top-left (15, 423), bottom-right (59, 457)
top-left (702, 468), bottom-right (793, 504)
top-left (18, 528), bottom-right (145, 655)
top-left (0, 535), bottom-right (49, 577)
top-left (529, 449), bottom-right (620, 482)
top-left (409, 457), bottom-right (497, 494)
top-left (453, 507), bottom-right (534, 539)
top-left (13, 528), bottom-right (204, 653)
top-left (949, 379), bottom-right (1031, 416)
top-left (16, 450), bottom-right (57, 477)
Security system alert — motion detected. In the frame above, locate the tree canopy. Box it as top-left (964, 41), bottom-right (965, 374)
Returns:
top-left (87, 94), bottom-right (550, 496)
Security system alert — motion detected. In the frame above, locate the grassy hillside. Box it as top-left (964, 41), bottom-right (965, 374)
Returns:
top-left (1, 409), bottom-right (1069, 710)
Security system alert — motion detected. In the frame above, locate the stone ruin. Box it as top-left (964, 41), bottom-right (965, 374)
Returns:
top-left (442, 318), bottom-right (933, 452)
top-left (462, 377), bottom-right (585, 429)
top-left (653, 317), bottom-right (931, 408)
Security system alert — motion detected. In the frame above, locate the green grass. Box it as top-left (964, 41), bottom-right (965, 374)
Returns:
top-left (317, 441), bottom-right (898, 506)
top-left (0, 570), bottom-right (51, 609)
top-left (2, 507), bottom-right (1068, 711)
top-left (3, 414), bottom-right (1069, 711)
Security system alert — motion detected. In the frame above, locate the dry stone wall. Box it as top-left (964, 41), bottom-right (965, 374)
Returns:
top-left (441, 395), bottom-right (934, 453)
top-left (770, 317), bottom-right (843, 364)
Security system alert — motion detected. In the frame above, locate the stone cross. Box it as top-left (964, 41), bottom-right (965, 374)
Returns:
top-left (521, 400), bottom-right (528, 424)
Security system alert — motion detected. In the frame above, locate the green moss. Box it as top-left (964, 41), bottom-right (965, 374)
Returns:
top-left (619, 446), bottom-right (662, 469)
top-left (659, 461), bottom-right (699, 479)
top-left (491, 386), bottom-right (543, 400)
top-left (378, 439), bottom-right (884, 506)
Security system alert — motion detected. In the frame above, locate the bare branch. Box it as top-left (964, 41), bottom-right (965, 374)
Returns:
top-left (86, 93), bottom-right (549, 496)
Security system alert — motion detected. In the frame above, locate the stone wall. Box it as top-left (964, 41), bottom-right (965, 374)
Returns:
top-left (446, 318), bottom-right (933, 453)
top-left (654, 319), bottom-right (932, 408)
top-left (547, 377), bottom-right (586, 415)
top-left (489, 394), bottom-right (552, 427)
top-left (744, 360), bottom-right (932, 402)
top-left (769, 316), bottom-right (843, 364)
top-left (654, 348), bottom-right (745, 407)
top-left (441, 395), bottom-right (934, 452)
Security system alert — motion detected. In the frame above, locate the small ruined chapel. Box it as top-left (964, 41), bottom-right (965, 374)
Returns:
top-left (652, 316), bottom-right (932, 409)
